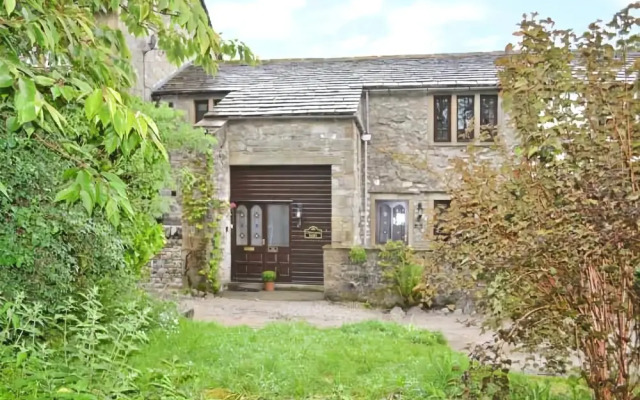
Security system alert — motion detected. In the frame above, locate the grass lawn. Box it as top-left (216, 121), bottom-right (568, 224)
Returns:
top-left (131, 320), bottom-right (591, 399)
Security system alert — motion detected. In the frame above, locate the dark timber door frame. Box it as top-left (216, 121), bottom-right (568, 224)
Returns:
top-left (230, 165), bottom-right (332, 285)
top-left (231, 201), bottom-right (292, 283)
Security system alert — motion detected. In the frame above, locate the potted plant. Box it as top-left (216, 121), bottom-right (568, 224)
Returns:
top-left (262, 270), bottom-right (276, 291)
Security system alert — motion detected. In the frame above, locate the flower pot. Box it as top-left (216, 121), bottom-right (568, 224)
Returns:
top-left (264, 281), bottom-right (275, 291)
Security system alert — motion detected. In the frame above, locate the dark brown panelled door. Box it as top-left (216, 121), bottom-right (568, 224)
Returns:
top-left (232, 202), bottom-right (292, 282)
top-left (231, 165), bottom-right (331, 285)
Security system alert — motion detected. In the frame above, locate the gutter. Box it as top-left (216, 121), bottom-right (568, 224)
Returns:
top-left (363, 85), bottom-right (499, 93)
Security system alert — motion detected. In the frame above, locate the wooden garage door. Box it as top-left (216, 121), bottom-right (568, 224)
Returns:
top-left (230, 165), bottom-right (331, 285)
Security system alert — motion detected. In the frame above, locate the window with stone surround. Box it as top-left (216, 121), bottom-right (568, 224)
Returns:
top-left (457, 95), bottom-right (475, 142)
top-left (480, 94), bottom-right (498, 140)
top-left (194, 100), bottom-right (209, 123)
top-left (431, 93), bottom-right (499, 144)
top-left (375, 200), bottom-right (408, 244)
top-left (434, 95), bottom-right (451, 142)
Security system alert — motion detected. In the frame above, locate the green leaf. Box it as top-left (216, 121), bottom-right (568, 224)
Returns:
top-left (79, 190), bottom-right (93, 215)
top-left (34, 75), bottom-right (56, 86)
top-left (75, 169), bottom-right (91, 192)
top-left (5, 0), bottom-right (15, 16)
top-left (54, 184), bottom-right (79, 203)
top-left (105, 198), bottom-right (120, 226)
top-left (104, 130), bottom-right (119, 154)
top-left (0, 61), bottom-right (14, 88)
top-left (71, 78), bottom-right (92, 95)
top-left (58, 85), bottom-right (78, 102)
top-left (15, 78), bottom-right (38, 124)
top-left (95, 181), bottom-right (108, 207)
top-left (6, 117), bottom-right (19, 132)
top-left (85, 89), bottom-right (103, 120)
top-left (0, 181), bottom-right (9, 199)
top-left (43, 101), bottom-right (66, 130)
top-left (120, 197), bottom-right (134, 217)
top-left (113, 109), bottom-right (127, 137)
top-left (102, 171), bottom-right (127, 197)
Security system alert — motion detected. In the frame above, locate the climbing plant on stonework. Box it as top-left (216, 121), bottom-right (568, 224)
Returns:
top-left (181, 149), bottom-right (226, 293)
top-left (430, 4), bottom-right (640, 399)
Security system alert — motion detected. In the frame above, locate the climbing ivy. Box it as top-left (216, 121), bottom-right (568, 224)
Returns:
top-left (181, 149), bottom-right (226, 293)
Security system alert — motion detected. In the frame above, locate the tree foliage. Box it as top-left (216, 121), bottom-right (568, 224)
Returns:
top-left (0, 0), bottom-right (252, 306)
top-left (0, 0), bottom-right (253, 221)
top-left (432, 4), bottom-right (640, 399)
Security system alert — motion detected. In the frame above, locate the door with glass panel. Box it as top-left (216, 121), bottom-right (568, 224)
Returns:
top-left (232, 202), bottom-right (291, 282)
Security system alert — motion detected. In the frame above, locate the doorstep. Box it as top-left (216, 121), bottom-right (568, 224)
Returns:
top-left (226, 282), bottom-right (324, 293)
top-left (220, 287), bottom-right (325, 302)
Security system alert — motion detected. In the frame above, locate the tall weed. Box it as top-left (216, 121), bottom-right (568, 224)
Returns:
top-left (0, 287), bottom-right (181, 399)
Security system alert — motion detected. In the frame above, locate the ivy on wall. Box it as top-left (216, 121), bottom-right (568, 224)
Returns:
top-left (180, 149), bottom-right (226, 293)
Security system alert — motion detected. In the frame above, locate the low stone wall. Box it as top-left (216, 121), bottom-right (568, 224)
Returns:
top-left (323, 245), bottom-right (475, 312)
top-left (149, 225), bottom-right (184, 289)
top-left (324, 245), bottom-right (402, 307)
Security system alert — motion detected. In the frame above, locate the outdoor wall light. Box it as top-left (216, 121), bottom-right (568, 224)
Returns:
top-left (416, 202), bottom-right (423, 222)
top-left (292, 203), bottom-right (303, 227)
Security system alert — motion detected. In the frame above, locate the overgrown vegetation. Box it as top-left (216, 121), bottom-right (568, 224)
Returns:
top-left (349, 245), bottom-right (367, 264)
top-left (0, 287), bottom-right (183, 399)
top-left (378, 241), bottom-right (432, 307)
top-left (180, 150), bottom-right (226, 294)
top-left (0, 0), bottom-right (250, 397)
top-left (431, 4), bottom-right (640, 399)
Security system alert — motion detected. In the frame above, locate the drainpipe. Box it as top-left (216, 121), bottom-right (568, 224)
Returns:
top-left (363, 90), bottom-right (371, 245)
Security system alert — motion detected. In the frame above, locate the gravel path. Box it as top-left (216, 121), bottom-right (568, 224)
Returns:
top-left (179, 296), bottom-right (492, 354)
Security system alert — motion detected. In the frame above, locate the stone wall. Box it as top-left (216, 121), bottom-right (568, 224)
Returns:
top-left (148, 141), bottom-right (226, 290)
top-left (98, 12), bottom-right (181, 100)
top-left (148, 231), bottom-right (183, 289)
top-left (365, 90), bottom-right (516, 248)
top-left (324, 245), bottom-right (400, 307)
top-left (224, 118), bottom-right (361, 246)
top-left (324, 245), bottom-right (475, 312)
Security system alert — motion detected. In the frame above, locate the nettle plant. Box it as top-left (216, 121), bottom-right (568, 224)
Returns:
top-left (431, 4), bottom-right (640, 399)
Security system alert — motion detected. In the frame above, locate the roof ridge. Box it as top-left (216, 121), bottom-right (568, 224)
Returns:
top-left (218, 50), bottom-right (506, 65)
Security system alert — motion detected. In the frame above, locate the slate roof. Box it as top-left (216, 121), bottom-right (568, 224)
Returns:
top-left (153, 52), bottom-right (505, 118)
top-left (154, 51), bottom-right (640, 118)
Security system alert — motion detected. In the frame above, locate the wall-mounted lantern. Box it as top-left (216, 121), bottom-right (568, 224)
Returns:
top-left (292, 203), bottom-right (303, 227)
top-left (416, 202), bottom-right (424, 222)
top-left (229, 202), bottom-right (237, 229)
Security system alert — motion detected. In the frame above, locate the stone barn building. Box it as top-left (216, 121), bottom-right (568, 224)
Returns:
top-left (149, 51), bottom-right (515, 303)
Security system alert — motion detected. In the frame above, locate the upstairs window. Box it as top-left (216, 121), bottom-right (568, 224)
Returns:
top-left (194, 100), bottom-right (209, 123)
top-left (480, 95), bottom-right (498, 140)
top-left (434, 95), bottom-right (451, 142)
top-left (457, 95), bottom-right (475, 142)
top-left (376, 200), bottom-right (408, 244)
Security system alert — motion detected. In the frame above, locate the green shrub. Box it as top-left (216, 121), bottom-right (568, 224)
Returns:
top-left (348, 245), bottom-right (367, 264)
top-left (0, 129), bottom-right (131, 308)
top-left (378, 241), bottom-right (426, 306)
top-left (262, 270), bottom-right (277, 282)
